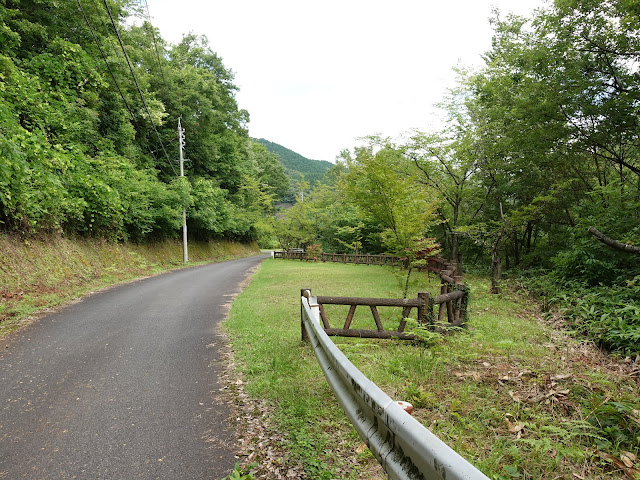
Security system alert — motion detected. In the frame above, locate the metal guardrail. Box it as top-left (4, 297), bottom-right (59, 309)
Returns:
top-left (301, 290), bottom-right (490, 480)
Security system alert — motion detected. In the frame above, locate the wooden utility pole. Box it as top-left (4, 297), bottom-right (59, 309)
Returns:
top-left (178, 117), bottom-right (188, 263)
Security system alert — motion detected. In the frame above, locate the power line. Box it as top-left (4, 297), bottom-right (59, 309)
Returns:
top-left (88, 0), bottom-right (121, 65)
top-left (101, 0), bottom-right (175, 172)
top-left (141, 0), bottom-right (167, 86)
top-left (76, 0), bottom-right (136, 123)
top-left (76, 0), bottom-right (176, 178)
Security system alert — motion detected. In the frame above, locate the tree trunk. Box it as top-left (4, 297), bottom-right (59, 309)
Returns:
top-left (402, 266), bottom-right (413, 299)
top-left (491, 248), bottom-right (502, 294)
top-left (491, 236), bottom-right (502, 294)
top-left (504, 244), bottom-right (510, 270)
top-left (525, 222), bottom-right (533, 253)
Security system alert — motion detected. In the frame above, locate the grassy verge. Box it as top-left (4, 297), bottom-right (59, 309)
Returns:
top-left (225, 259), bottom-right (640, 480)
top-left (0, 233), bottom-right (259, 337)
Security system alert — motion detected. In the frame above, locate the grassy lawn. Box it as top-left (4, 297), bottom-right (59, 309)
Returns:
top-left (225, 259), bottom-right (640, 480)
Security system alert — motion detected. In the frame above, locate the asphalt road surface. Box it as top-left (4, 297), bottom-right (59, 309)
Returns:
top-left (0, 255), bottom-right (267, 479)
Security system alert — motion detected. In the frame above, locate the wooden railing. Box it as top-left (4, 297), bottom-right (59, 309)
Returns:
top-left (302, 281), bottom-right (468, 342)
top-left (274, 251), bottom-right (407, 267)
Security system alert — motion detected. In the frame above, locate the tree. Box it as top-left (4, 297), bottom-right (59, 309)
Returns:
top-left (341, 137), bottom-right (440, 296)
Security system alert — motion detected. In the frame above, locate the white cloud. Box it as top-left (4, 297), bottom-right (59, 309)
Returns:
top-left (148, 0), bottom-right (547, 160)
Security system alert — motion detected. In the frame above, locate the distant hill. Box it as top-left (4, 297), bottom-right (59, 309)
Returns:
top-left (254, 138), bottom-right (333, 187)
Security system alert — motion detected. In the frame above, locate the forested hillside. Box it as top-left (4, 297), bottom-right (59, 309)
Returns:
top-left (0, 0), bottom-right (287, 241)
top-left (254, 138), bottom-right (332, 187)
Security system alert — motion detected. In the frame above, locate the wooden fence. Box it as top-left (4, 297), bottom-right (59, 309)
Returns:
top-left (274, 250), bottom-right (407, 267)
top-left (301, 265), bottom-right (468, 341)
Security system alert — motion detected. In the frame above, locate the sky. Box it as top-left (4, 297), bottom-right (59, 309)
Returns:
top-left (147, 0), bottom-right (547, 162)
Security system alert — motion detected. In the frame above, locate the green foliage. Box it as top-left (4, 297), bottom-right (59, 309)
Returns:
top-left (589, 400), bottom-right (640, 453)
top-left (341, 137), bottom-right (439, 255)
top-left (0, 0), bottom-right (273, 243)
top-left (247, 140), bottom-right (290, 199)
top-left (402, 317), bottom-right (442, 347)
top-left (223, 464), bottom-right (254, 480)
top-left (518, 271), bottom-right (640, 354)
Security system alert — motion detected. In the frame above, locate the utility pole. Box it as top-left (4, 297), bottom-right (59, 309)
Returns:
top-left (178, 117), bottom-right (188, 263)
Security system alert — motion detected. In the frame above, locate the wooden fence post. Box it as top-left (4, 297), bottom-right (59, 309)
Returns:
top-left (453, 275), bottom-right (463, 323)
top-left (438, 281), bottom-right (447, 322)
top-left (417, 292), bottom-right (429, 325)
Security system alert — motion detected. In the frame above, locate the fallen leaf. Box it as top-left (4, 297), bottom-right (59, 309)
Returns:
top-left (505, 416), bottom-right (524, 438)
top-left (621, 451), bottom-right (636, 468)
top-left (596, 451), bottom-right (640, 479)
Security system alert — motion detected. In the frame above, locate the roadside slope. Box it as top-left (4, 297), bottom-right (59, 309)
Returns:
top-left (0, 234), bottom-right (259, 337)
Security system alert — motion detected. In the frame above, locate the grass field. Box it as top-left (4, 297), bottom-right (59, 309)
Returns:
top-left (225, 259), bottom-right (640, 480)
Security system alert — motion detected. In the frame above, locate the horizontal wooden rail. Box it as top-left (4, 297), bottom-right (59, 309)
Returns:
top-left (274, 251), bottom-right (408, 267)
top-left (316, 295), bottom-right (422, 307)
top-left (324, 328), bottom-right (418, 340)
top-left (434, 289), bottom-right (465, 304)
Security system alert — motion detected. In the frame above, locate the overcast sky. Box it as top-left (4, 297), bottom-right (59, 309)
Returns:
top-left (148, 0), bottom-right (547, 161)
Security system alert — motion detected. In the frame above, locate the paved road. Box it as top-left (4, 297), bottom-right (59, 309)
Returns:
top-left (0, 255), bottom-right (266, 479)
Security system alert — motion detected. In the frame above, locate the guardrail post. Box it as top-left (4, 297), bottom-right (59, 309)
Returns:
top-left (301, 288), bottom-right (310, 342)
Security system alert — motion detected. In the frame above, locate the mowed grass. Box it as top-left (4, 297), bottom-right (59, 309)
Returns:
top-left (225, 259), bottom-right (640, 480)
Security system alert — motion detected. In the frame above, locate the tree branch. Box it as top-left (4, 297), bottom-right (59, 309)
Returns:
top-left (588, 226), bottom-right (640, 254)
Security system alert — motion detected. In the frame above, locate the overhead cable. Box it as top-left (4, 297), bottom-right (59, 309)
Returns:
top-left (101, 0), bottom-right (175, 172)
top-left (76, 0), bottom-right (176, 177)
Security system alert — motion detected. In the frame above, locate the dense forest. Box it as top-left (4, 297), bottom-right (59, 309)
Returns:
top-left (275, 0), bottom-right (640, 354)
top-left (0, 0), bottom-right (288, 242)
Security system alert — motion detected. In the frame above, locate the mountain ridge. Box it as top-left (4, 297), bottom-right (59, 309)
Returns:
top-left (253, 138), bottom-right (333, 186)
